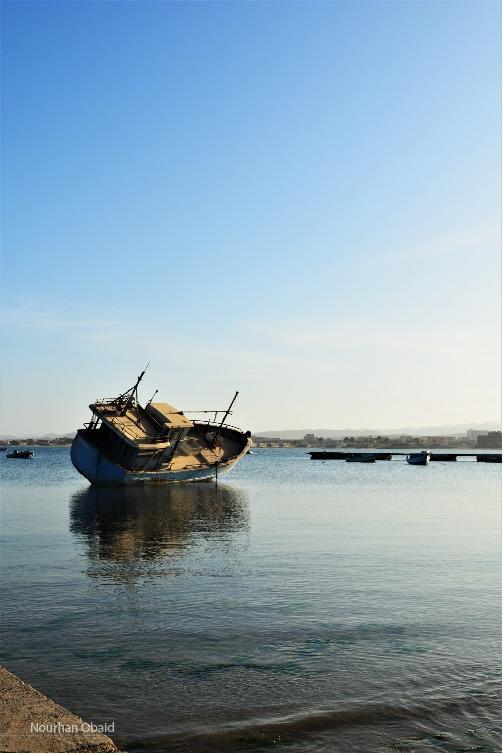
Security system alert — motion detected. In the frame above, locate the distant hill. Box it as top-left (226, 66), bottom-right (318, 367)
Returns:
top-left (0, 432), bottom-right (74, 440)
top-left (254, 421), bottom-right (501, 440)
top-left (2, 421), bottom-right (500, 442)
top-left (40, 432), bottom-right (75, 440)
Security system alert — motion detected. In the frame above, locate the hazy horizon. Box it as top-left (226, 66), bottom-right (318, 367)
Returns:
top-left (1, 420), bottom-right (501, 441)
top-left (1, 0), bottom-right (500, 436)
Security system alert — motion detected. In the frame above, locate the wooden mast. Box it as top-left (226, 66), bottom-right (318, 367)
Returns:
top-left (210, 390), bottom-right (239, 445)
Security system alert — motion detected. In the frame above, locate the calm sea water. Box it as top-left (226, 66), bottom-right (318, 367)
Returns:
top-left (1, 447), bottom-right (501, 752)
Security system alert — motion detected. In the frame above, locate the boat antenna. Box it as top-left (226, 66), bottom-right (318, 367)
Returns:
top-left (117, 362), bottom-right (150, 414)
top-left (146, 389), bottom-right (158, 406)
top-left (132, 362), bottom-right (150, 407)
top-left (210, 390), bottom-right (239, 445)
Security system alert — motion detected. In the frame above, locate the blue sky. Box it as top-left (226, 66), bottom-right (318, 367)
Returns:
top-left (1, 0), bottom-right (500, 435)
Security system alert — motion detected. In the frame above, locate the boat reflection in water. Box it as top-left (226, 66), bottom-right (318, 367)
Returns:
top-left (69, 483), bottom-right (250, 583)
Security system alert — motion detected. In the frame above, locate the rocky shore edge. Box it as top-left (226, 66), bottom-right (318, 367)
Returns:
top-left (0, 666), bottom-right (118, 753)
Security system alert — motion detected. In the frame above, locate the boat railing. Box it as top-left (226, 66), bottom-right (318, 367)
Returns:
top-left (90, 401), bottom-right (245, 439)
top-left (192, 419), bottom-right (245, 433)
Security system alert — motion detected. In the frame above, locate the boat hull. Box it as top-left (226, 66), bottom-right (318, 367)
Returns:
top-left (406, 452), bottom-right (430, 465)
top-left (71, 430), bottom-right (250, 485)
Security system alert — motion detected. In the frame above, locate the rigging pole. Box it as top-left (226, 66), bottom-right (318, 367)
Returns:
top-left (118, 363), bottom-right (150, 414)
top-left (210, 390), bottom-right (239, 445)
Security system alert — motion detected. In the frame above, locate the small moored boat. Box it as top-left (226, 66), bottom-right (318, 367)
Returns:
top-left (6, 450), bottom-right (34, 459)
top-left (406, 451), bottom-right (430, 465)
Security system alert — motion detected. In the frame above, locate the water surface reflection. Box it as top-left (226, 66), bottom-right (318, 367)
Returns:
top-left (69, 483), bottom-right (250, 583)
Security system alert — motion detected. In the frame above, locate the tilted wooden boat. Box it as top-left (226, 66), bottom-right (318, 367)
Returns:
top-left (71, 369), bottom-right (251, 485)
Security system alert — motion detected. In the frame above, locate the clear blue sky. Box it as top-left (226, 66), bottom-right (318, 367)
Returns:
top-left (1, 0), bottom-right (500, 435)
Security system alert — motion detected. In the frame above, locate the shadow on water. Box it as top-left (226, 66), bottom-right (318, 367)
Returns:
top-left (69, 482), bottom-right (250, 583)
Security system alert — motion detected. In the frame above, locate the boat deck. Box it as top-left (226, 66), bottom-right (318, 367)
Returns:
top-left (91, 401), bottom-right (194, 448)
top-left (91, 405), bottom-right (163, 444)
top-left (166, 431), bottom-right (238, 471)
top-left (108, 409), bottom-right (161, 443)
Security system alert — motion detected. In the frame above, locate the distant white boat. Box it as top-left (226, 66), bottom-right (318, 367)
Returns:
top-left (406, 451), bottom-right (430, 466)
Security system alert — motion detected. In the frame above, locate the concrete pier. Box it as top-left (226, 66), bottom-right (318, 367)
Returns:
top-left (309, 450), bottom-right (501, 462)
top-left (0, 666), bottom-right (118, 753)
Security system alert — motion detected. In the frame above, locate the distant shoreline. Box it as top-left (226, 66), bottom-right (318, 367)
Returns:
top-left (0, 440), bottom-right (501, 453)
top-left (1, 442), bottom-right (73, 447)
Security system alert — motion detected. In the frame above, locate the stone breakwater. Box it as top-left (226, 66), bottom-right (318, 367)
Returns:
top-left (0, 666), bottom-right (117, 752)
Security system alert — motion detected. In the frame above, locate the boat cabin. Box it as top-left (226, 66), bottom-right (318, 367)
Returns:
top-left (88, 399), bottom-right (194, 471)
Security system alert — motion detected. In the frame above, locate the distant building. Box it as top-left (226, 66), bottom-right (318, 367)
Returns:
top-left (251, 436), bottom-right (295, 448)
top-left (477, 431), bottom-right (501, 449)
top-left (304, 434), bottom-right (316, 444)
top-left (419, 435), bottom-right (458, 448)
top-left (322, 438), bottom-right (344, 448)
top-left (467, 429), bottom-right (488, 445)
